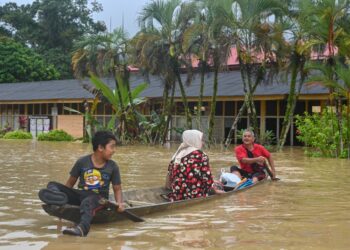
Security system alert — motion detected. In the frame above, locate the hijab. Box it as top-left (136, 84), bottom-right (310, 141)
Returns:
top-left (171, 130), bottom-right (204, 164)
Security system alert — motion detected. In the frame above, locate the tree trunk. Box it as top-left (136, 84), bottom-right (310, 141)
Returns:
top-left (224, 99), bottom-right (247, 147)
top-left (224, 59), bottom-right (261, 147)
top-left (162, 81), bottom-right (175, 144)
top-left (347, 91), bottom-right (350, 159)
top-left (336, 95), bottom-right (343, 155)
top-left (208, 66), bottom-right (219, 143)
top-left (176, 72), bottom-right (192, 129)
top-left (196, 61), bottom-right (205, 130)
top-left (277, 57), bottom-right (305, 151)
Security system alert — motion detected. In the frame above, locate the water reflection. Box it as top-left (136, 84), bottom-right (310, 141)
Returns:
top-left (0, 140), bottom-right (349, 249)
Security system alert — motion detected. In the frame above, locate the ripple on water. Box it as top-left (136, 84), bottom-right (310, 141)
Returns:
top-left (0, 219), bottom-right (37, 227)
top-left (0, 241), bottom-right (48, 250)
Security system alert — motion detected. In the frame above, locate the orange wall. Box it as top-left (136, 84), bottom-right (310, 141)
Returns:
top-left (57, 115), bottom-right (84, 138)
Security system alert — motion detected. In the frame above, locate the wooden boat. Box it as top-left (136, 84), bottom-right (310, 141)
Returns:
top-left (42, 177), bottom-right (268, 224)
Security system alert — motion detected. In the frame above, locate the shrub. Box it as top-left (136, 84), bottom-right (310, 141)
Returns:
top-left (3, 130), bottom-right (33, 139)
top-left (295, 108), bottom-right (349, 158)
top-left (37, 130), bottom-right (74, 141)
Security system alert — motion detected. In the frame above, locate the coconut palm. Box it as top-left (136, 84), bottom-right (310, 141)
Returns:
top-left (276, 0), bottom-right (312, 150)
top-left (182, 1), bottom-right (211, 130)
top-left (184, 0), bottom-right (234, 143)
top-left (72, 29), bottom-right (144, 142)
top-left (71, 33), bottom-right (109, 78)
top-left (299, 0), bottom-right (350, 155)
top-left (221, 0), bottom-right (287, 146)
top-left (131, 0), bottom-right (198, 142)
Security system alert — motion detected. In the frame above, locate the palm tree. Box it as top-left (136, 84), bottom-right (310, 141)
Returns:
top-left (205, 0), bottom-right (233, 143)
top-left (222, 0), bottom-right (287, 146)
top-left (72, 29), bottom-right (142, 142)
top-left (335, 63), bottom-right (350, 159)
top-left (103, 28), bottom-right (141, 139)
top-left (138, 0), bottom-right (195, 128)
top-left (131, 0), bottom-right (198, 141)
top-left (184, 0), bottom-right (234, 143)
top-left (182, 2), bottom-right (211, 130)
top-left (277, 0), bottom-right (311, 150)
top-left (71, 33), bottom-right (109, 78)
top-left (299, 0), bottom-right (350, 155)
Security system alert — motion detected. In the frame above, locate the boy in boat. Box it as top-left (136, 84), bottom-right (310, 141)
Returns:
top-left (38, 130), bottom-right (124, 237)
top-left (234, 129), bottom-right (277, 183)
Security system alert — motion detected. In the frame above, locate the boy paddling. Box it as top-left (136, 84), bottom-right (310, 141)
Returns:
top-left (38, 131), bottom-right (124, 236)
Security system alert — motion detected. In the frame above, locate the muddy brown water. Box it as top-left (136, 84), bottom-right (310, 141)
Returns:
top-left (0, 140), bottom-right (349, 250)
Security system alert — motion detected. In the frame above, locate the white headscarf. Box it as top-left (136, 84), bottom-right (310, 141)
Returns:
top-left (171, 130), bottom-right (204, 164)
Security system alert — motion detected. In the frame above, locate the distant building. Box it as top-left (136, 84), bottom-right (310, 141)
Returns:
top-left (0, 71), bottom-right (329, 144)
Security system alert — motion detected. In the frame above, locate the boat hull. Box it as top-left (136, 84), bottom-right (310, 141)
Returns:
top-left (42, 179), bottom-right (267, 224)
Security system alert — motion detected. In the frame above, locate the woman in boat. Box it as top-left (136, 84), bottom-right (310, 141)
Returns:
top-left (166, 129), bottom-right (221, 201)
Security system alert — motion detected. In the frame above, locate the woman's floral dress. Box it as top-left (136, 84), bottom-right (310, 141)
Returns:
top-left (167, 150), bottom-right (214, 201)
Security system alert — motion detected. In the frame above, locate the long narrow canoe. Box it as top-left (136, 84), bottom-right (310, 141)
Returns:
top-left (42, 178), bottom-right (267, 224)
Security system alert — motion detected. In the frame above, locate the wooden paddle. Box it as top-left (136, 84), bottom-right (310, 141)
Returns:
top-left (99, 198), bottom-right (145, 222)
top-left (264, 158), bottom-right (280, 181)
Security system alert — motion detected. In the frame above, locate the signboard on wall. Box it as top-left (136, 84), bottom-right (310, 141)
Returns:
top-left (29, 116), bottom-right (50, 137)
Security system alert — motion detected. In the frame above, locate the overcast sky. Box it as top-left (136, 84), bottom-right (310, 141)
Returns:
top-left (0, 0), bottom-right (150, 35)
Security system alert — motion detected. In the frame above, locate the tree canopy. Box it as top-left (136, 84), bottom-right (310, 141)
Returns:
top-left (0, 0), bottom-right (106, 79)
top-left (0, 37), bottom-right (60, 83)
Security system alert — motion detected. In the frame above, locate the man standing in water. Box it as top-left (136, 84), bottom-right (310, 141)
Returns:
top-left (233, 129), bottom-right (277, 183)
top-left (38, 131), bottom-right (124, 236)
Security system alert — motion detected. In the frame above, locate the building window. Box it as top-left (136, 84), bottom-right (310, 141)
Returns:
top-left (279, 100), bottom-right (286, 116)
top-left (105, 104), bottom-right (113, 115)
top-left (19, 105), bottom-right (25, 114)
top-left (254, 101), bottom-right (261, 116)
top-left (225, 101), bottom-right (234, 116)
top-left (295, 101), bottom-right (306, 115)
top-left (215, 101), bottom-right (223, 116)
top-left (41, 104), bottom-right (48, 115)
top-left (71, 103), bottom-right (78, 114)
top-left (57, 104), bottom-right (63, 115)
top-left (308, 100), bottom-right (320, 113)
top-left (237, 101), bottom-right (246, 116)
top-left (28, 104), bottom-right (33, 114)
top-left (266, 101), bottom-right (277, 116)
top-left (312, 106), bottom-right (321, 113)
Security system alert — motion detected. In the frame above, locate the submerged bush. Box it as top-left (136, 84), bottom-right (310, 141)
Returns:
top-left (3, 130), bottom-right (32, 139)
top-left (295, 108), bottom-right (349, 158)
top-left (37, 129), bottom-right (74, 141)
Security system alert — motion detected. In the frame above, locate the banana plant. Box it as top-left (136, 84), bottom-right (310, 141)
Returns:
top-left (89, 74), bottom-right (148, 141)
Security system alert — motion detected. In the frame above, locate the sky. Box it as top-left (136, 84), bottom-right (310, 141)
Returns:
top-left (0, 0), bottom-right (150, 36)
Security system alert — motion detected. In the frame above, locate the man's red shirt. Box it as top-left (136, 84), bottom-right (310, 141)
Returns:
top-left (234, 144), bottom-right (271, 173)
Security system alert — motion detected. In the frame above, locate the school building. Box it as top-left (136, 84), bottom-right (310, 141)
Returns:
top-left (0, 68), bottom-right (329, 145)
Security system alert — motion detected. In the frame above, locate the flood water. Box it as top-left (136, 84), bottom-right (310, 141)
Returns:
top-left (0, 140), bottom-right (349, 250)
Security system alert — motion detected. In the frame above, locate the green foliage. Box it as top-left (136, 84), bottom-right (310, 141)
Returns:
top-left (0, 37), bottom-right (60, 83)
top-left (3, 130), bottom-right (32, 139)
top-left (0, 126), bottom-right (12, 138)
top-left (89, 75), bottom-right (148, 131)
top-left (0, 0), bottom-right (106, 79)
top-left (138, 111), bottom-right (167, 144)
top-left (37, 129), bottom-right (74, 141)
top-left (295, 109), bottom-right (349, 158)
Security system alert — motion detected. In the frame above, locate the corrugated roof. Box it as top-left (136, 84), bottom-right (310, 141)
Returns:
top-left (0, 71), bottom-right (328, 102)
